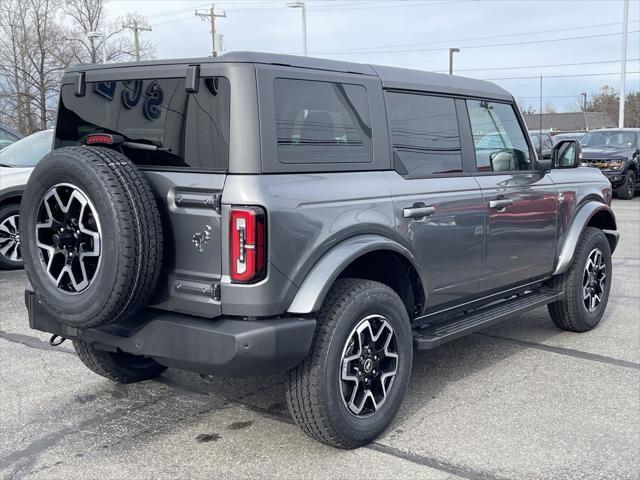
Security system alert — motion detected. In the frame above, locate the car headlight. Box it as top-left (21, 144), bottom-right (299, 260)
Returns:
top-left (603, 159), bottom-right (624, 170)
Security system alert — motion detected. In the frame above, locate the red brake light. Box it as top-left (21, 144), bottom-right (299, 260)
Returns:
top-left (230, 206), bottom-right (266, 283)
top-left (86, 134), bottom-right (123, 146)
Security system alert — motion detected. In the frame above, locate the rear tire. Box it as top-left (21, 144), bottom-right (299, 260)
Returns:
top-left (286, 278), bottom-right (413, 449)
top-left (548, 227), bottom-right (612, 332)
top-left (615, 170), bottom-right (636, 199)
top-left (74, 340), bottom-right (167, 383)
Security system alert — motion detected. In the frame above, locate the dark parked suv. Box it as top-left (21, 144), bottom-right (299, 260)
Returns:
top-left (580, 128), bottom-right (640, 199)
top-left (22, 53), bottom-right (618, 448)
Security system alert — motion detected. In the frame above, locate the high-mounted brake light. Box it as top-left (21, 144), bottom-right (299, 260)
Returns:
top-left (86, 134), bottom-right (124, 146)
top-left (230, 206), bottom-right (266, 283)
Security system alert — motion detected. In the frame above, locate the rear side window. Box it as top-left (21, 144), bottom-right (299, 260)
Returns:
top-left (467, 100), bottom-right (530, 172)
top-left (55, 77), bottom-right (230, 170)
top-left (386, 92), bottom-right (462, 177)
top-left (274, 78), bottom-right (372, 164)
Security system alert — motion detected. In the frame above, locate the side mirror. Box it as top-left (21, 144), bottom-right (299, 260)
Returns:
top-left (489, 150), bottom-right (516, 172)
top-left (552, 140), bottom-right (582, 169)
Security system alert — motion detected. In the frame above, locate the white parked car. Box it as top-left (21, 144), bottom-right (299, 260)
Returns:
top-left (0, 129), bottom-right (53, 269)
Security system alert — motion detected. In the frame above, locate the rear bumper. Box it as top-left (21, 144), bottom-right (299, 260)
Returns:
top-left (26, 289), bottom-right (316, 377)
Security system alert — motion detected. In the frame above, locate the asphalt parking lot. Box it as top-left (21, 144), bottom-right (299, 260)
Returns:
top-left (1, 198), bottom-right (638, 480)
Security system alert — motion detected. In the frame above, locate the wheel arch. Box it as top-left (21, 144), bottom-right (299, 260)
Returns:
top-left (553, 201), bottom-right (618, 276)
top-left (287, 234), bottom-right (426, 319)
top-left (0, 190), bottom-right (22, 207)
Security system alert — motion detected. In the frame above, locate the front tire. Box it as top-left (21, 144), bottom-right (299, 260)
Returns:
top-left (74, 340), bottom-right (167, 383)
top-left (0, 204), bottom-right (23, 270)
top-left (548, 227), bottom-right (612, 332)
top-left (286, 279), bottom-right (413, 449)
top-left (615, 170), bottom-right (636, 199)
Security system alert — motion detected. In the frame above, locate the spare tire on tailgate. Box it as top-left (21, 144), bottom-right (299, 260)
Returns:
top-left (20, 146), bottom-right (163, 328)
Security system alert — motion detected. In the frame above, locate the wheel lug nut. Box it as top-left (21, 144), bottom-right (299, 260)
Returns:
top-left (373, 355), bottom-right (378, 360)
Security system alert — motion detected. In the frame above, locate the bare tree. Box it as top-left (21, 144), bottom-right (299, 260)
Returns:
top-left (0, 0), bottom-right (70, 133)
top-left (519, 104), bottom-right (537, 115)
top-left (584, 86), bottom-right (640, 128)
top-left (0, 0), bottom-right (155, 134)
top-left (64, 0), bottom-right (154, 64)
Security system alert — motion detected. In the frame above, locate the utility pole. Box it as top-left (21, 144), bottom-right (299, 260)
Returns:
top-left (618, 0), bottom-right (629, 128)
top-left (122, 19), bottom-right (152, 61)
top-left (448, 48), bottom-right (459, 75)
top-left (539, 76), bottom-right (543, 137)
top-left (581, 92), bottom-right (587, 111)
top-left (196, 4), bottom-right (227, 57)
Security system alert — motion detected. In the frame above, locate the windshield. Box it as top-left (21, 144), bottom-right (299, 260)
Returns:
top-left (0, 127), bottom-right (21, 150)
top-left (0, 130), bottom-right (52, 167)
top-left (581, 130), bottom-right (638, 148)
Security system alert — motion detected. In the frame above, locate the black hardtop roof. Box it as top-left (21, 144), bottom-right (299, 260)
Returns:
top-left (65, 51), bottom-right (512, 101)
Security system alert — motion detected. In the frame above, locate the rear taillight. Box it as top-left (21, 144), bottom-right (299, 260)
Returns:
top-left (230, 206), bottom-right (266, 283)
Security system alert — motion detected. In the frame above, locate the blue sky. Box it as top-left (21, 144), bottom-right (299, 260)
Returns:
top-left (107, 0), bottom-right (640, 112)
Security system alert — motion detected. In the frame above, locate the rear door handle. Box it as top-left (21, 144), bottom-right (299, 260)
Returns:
top-left (403, 205), bottom-right (435, 219)
top-left (488, 199), bottom-right (513, 210)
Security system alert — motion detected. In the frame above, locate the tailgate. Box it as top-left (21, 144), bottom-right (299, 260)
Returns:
top-left (144, 171), bottom-right (225, 318)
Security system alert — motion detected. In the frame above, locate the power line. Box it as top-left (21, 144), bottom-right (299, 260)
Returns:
top-left (314, 20), bottom-right (640, 55)
top-left (311, 30), bottom-right (640, 55)
top-left (482, 71), bottom-right (640, 81)
top-left (440, 58), bottom-right (640, 73)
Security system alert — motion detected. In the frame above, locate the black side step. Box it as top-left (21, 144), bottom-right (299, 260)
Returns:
top-left (413, 290), bottom-right (563, 350)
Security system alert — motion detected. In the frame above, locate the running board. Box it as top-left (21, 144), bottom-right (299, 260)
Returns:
top-left (413, 290), bottom-right (563, 350)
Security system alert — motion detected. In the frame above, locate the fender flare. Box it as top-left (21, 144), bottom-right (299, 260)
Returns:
top-left (287, 234), bottom-right (424, 315)
top-left (553, 201), bottom-right (618, 276)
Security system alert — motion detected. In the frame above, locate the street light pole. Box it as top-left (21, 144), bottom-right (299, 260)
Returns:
top-left (287, 1), bottom-right (307, 56)
top-left (618, 0), bottom-right (629, 128)
top-left (87, 31), bottom-right (106, 64)
top-left (448, 48), bottom-right (459, 75)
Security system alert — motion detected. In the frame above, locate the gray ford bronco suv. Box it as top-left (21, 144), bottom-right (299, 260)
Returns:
top-left (22, 52), bottom-right (619, 448)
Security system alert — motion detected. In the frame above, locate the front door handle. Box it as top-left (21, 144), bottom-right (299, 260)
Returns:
top-left (403, 205), bottom-right (435, 219)
top-left (489, 198), bottom-right (514, 210)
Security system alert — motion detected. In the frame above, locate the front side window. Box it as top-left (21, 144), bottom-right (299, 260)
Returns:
top-left (467, 100), bottom-right (530, 172)
top-left (274, 78), bottom-right (372, 164)
top-left (387, 92), bottom-right (462, 177)
top-left (55, 77), bottom-right (230, 170)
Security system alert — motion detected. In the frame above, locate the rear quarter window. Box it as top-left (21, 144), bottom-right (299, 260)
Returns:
top-left (55, 77), bottom-right (230, 170)
top-left (386, 92), bottom-right (462, 177)
top-left (273, 78), bottom-right (373, 165)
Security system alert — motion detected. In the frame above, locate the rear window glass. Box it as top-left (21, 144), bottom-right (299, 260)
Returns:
top-left (274, 78), bottom-right (373, 164)
top-left (55, 77), bottom-right (230, 170)
top-left (386, 92), bottom-right (462, 177)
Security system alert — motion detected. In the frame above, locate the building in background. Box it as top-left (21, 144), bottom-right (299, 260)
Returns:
top-left (523, 112), bottom-right (615, 133)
